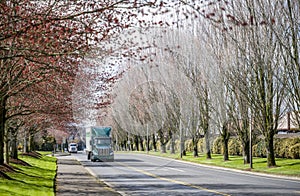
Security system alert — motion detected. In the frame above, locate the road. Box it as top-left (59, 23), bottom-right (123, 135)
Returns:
top-left (72, 152), bottom-right (300, 196)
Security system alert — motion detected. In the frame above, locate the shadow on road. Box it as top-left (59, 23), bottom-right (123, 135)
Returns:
top-left (56, 158), bottom-right (120, 196)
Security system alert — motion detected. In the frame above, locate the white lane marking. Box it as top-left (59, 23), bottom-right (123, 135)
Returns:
top-left (166, 167), bottom-right (185, 172)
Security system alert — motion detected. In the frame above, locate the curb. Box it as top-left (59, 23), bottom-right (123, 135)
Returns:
top-left (140, 153), bottom-right (300, 182)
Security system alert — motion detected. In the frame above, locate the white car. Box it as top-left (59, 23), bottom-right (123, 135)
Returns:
top-left (68, 143), bottom-right (78, 153)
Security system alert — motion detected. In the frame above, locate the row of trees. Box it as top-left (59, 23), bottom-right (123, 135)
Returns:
top-left (105, 0), bottom-right (300, 168)
top-left (1, 0), bottom-right (299, 170)
top-left (0, 0), bottom-right (163, 166)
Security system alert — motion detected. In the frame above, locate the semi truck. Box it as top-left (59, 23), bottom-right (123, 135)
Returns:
top-left (85, 126), bottom-right (114, 162)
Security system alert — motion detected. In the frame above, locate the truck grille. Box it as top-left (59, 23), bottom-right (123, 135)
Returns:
top-left (98, 148), bottom-right (109, 155)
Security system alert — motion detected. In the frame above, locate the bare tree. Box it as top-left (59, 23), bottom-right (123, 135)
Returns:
top-left (163, 29), bottom-right (214, 159)
top-left (174, 0), bottom-right (289, 167)
top-left (213, 1), bottom-right (287, 167)
top-left (274, 1), bottom-right (300, 126)
top-left (209, 51), bottom-right (232, 161)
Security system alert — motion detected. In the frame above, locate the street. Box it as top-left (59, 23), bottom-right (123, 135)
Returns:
top-left (71, 152), bottom-right (300, 196)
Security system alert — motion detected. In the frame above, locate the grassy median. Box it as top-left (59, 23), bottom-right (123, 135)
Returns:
top-left (0, 152), bottom-right (56, 196)
top-left (131, 151), bottom-right (300, 177)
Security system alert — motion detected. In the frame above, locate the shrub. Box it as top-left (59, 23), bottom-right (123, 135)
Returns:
top-left (289, 143), bottom-right (300, 159)
top-left (198, 138), bottom-right (205, 153)
top-left (212, 137), bottom-right (223, 154)
top-left (274, 138), bottom-right (290, 158)
top-left (228, 138), bottom-right (242, 156)
top-left (253, 139), bottom-right (266, 157)
top-left (166, 140), bottom-right (171, 151)
top-left (185, 139), bottom-right (193, 152)
top-left (156, 140), bottom-right (161, 151)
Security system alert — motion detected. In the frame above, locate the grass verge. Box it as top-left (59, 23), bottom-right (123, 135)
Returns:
top-left (0, 151), bottom-right (56, 196)
top-left (130, 151), bottom-right (300, 177)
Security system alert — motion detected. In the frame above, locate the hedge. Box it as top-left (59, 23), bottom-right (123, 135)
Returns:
top-left (150, 135), bottom-right (299, 159)
top-left (214, 136), bottom-right (300, 159)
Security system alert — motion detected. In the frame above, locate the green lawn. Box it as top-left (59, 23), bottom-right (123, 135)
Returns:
top-left (131, 151), bottom-right (300, 177)
top-left (0, 152), bottom-right (56, 196)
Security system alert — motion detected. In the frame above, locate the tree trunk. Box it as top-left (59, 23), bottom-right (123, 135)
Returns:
top-left (192, 137), bottom-right (199, 157)
top-left (127, 140), bottom-right (131, 151)
top-left (130, 140), bottom-right (134, 151)
top-left (182, 136), bottom-right (186, 156)
top-left (123, 140), bottom-right (127, 151)
top-left (243, 140), bottom-right (250, 164)
top-left (161, 143), bottom-right (166, 153)
top-left (30, 134), bottom-right (35, 151)
top-left (23, 134), bottom-right (29, 153)
top-left (265, 135), bottom-right (276, 167)
top-left (158, 129), bottom-right (167, 153)
top-left (146, 136), bottom-right (150, 151)
top-left (205, 130), bottom-right (212, 159)
top-left (139, 136), bottom-right (144, 151)
top-left (223, 137), bottom-right (229, 161)
top-left (28, 133), bottom-right (32, 152)
top-left (4, 138), bottom-right (9, 164)
top-left (222, 123), bottom-right (230, 161)
top-left (134, 135), bottom-right (139, 151)
top-left (0, 98), bottom-right (7, 165)
top-left (11, 134), bottom-right (18, 159)
top-left (193, 146), bottom-right (198, 157)
top-left (170, 134), bottom-right (175, 154)
top-left (152, 134), bottom-right (157, 151)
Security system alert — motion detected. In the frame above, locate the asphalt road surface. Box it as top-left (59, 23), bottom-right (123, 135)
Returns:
top-left (72, 152), bottom-right (300, 196)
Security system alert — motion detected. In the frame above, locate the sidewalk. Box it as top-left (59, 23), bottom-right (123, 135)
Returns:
top-left (55, 155), bottom-right (121, 196)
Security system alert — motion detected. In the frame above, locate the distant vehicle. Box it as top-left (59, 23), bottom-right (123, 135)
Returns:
top-left (68, 143), bottom-right (78, 153)
top-left (85, 126), bottom-right (114, 162)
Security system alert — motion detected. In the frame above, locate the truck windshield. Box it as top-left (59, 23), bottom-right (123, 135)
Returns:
top-left (95, 138), bottom-right (111, 146)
